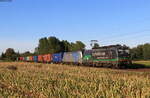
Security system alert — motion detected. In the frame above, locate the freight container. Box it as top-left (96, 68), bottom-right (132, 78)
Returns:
top-left (38, 55), bottom-right (44, 62)
top-left (43, 54), bottom-right (52, 63)
top-left (33, 56), bottom-right (38, 62)
top-left (29, 56), bottom-right (33, 61)
top-left (23, 57), bottom-right (27, 61)
top-left (18, 57), bottom-right (20, 61)
top-left (62, 51), bottom-right (82, 64)
top-left (19, 57), bottom-right (24, 61)
top-left (16, 57), bottom-right (19, 61)
top-left (62, 52), bottom-right (73, 63)
top-left (21, 57), bottom-right (23, 61)
top-left (52, 53), bottom-right (63, 63)
top-left (26, 56), bottom-right (30, 61)
top-left (22, 57), bottom-right (24, 61)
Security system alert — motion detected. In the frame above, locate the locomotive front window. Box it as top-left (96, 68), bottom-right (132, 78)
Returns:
top-left (118, 49), bottom-right (130, 57)
top-left (84, 50), bottom-right (92, 55)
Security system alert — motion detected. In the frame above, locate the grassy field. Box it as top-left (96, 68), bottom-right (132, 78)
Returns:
top-left (133, 60), bottom-right (150, 67)
top-left (0, 62), bottom-right (150, 98)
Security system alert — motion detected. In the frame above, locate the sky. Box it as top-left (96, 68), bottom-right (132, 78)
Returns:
top-left (0, 0), bottom-right (150, 54)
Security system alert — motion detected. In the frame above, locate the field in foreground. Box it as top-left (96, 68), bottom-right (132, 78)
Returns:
top-left (0, 62), bottom-right (150, 98)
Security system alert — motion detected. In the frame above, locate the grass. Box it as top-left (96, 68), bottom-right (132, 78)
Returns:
top-left (133, 60), bottom-right (150, 67)
top-left (0, 62), bottom-right (150, 98)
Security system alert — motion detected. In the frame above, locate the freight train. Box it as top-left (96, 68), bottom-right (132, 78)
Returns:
top-left (17, 45), bottom-right (131, 68)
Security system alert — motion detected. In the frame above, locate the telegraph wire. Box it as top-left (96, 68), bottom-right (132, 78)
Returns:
top-left (98, 29), bottom-right (150, 44)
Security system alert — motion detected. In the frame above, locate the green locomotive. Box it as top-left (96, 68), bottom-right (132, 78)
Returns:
top-left (83, 45), bottom-right (131, 68)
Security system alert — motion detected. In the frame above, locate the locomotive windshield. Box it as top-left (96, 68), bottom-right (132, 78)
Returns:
top-left (118, 49), bottom-right (130, 57)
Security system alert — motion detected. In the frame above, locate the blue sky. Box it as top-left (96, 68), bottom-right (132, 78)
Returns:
top-left (0, 0), bottom-right (150, 54)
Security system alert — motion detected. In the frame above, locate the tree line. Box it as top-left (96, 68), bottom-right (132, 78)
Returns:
top-left (0, 36), bottom-right (85, 61)
top-left (35, 36), bottom-right (85, 54)
top-left (130, 43), bottom-right (150, 60)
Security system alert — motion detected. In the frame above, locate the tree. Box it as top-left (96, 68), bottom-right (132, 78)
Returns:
top-left (37, 37), bottom-right (50, 54)
top-left (48, 36), bottom-right (61, 53)
top-left (130, 43), bottom-right (150, 60)
top-left (35, 36), bottom-right (86, 53)
top-left (34, 47), bottom-right (39, 54)
top-left (0, 52), bottom-right (6, 60)
top-left (130, 45), bottom-right (143, 60)
top-left (21, 51), bottom-right (33, 57)
top-left (5, 48), bottom-right (15, 57)
top-left (4, 48), bottom-right (17, 61)
top-left (69, 41), bottom-right (85, 51)
top-left (36, 36), bottom-right (62, 54)
top-left (136, 45), bottom-right (143, 59)
top-left (75, 41), bottom-right (85, 50)
top-left (70, 42), bottom-right (77, 51)
top-left (130, 47), bottom-right (137, 59)
top-left (143, 43), bottom-right (150, 60)
top-left (60, 40), bottom-right (71, 52)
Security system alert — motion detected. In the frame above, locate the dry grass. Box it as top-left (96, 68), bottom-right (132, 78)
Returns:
top-left (133, 61), bottom-right (150, 67)
top-left (0, 62), bottom-right (150, 98)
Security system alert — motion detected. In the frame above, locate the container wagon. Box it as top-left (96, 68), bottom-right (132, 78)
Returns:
top-left (38, 55), bottom-right (44, 62)
top-left (62, 51), bottom-right (82, 65)
top-left (29, 56), bottom-right (33, 62)
top-left (52, 53), bottom-right (63, 63)
top-left (43, 54), bottom-right (52, 63)
top-left (33, 56), bottom-right (38, 62)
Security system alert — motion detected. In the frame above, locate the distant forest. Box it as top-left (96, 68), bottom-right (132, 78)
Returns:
top-left (130, 43), bottom-right (150, 60)
top-left (0, 36), bottom-right (150, 61)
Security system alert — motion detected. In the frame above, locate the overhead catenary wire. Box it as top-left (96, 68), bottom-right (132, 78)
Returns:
top-left (96, 29), bottom-right (150, 45)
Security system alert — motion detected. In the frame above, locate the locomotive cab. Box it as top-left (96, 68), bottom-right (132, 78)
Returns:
top-left (117, 48), bottom-right (131, 66)
top-left (91, 45), bottom-right (131, 68)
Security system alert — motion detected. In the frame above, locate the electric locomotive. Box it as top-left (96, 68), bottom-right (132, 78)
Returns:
top-left (83, 45), bottom-right (131, 68)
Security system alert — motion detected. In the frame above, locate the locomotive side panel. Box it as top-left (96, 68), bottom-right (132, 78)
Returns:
top-left (92, 48), bottom-right (118, 67)
top-left (83, 50), bottom-right (93, 66)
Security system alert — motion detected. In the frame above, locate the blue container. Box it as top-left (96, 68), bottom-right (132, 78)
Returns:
top-left (33, 56), bottom-right (38, 62)
top-left (52, 53), bottom-right (63, 63)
